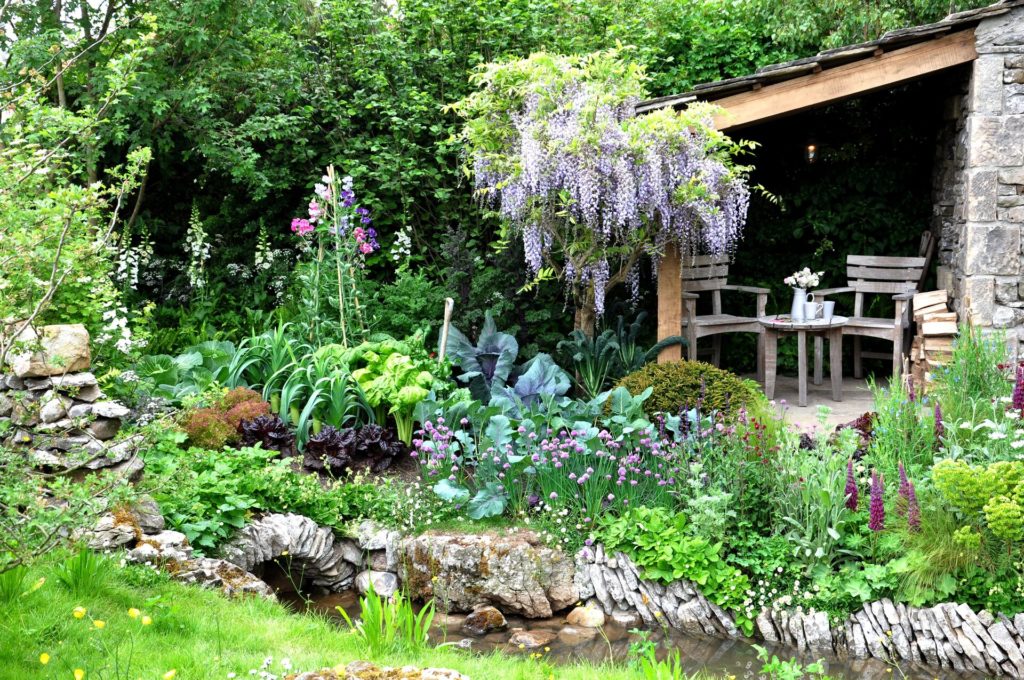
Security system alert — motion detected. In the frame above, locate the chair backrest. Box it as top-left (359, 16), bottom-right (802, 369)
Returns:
top-left (917, 231), bottom-right (937, 291)
top-left (679, 254), bottom-right (730, 292)
top-left (680, 254), bottom-right (730, 314)
top-left (845, 255), bottom-right (926, 316)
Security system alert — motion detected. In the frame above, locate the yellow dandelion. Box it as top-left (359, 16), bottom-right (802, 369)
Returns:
top-left (141, 615), bottom-right (152, 626)
top-left (72, 606), bottom-right (87, 619)
top-left (39, 653), bottom-right (50, 665)
top-left (93, 620), bottom-right (106, 630)
top-left (127, 608), bottom-right (141, 619)
top-left (74, 669), bottom-right (86, 680)
top-left (163, 671), bottom-right (177, 680)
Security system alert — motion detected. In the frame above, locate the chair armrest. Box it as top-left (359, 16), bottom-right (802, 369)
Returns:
top-left (892, 292), bottom-right (914, 301)
top-left (720, 284), bottom-right (771, 295)
top-left (813, 287), bottom-right (855, 298)
top-left (720, 284), bottom-right (770, 294)
top-left (682, 292), bottom-right (699, 300)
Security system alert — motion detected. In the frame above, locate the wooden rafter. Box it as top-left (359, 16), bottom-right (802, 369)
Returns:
top-left (712, 29), bottom-right (977, 130)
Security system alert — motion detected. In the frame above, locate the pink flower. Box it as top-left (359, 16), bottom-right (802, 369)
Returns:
top-left (353, 227), bottom-right (366, 241)
top-left (308, 201), bottom-right (322, 221)
top-left (290, 218), bottom-right (313, 236)
top-left (359, 241), bottom-right (373, 254)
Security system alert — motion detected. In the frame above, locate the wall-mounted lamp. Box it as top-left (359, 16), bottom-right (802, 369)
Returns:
top-left (805, 143), bottom-right (818, 164)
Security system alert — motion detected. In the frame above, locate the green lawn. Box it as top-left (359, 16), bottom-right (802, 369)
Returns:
top-left (0, 557), bottom-right (673, 680)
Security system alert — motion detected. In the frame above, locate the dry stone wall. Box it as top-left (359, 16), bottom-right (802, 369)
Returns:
top-left (940, 6), bottom-right (1024, 336)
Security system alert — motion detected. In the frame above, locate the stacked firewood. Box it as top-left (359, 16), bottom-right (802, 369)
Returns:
top-left (909, 290), bottom-right (957, 393)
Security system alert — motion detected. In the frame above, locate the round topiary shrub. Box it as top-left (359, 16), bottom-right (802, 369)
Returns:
top-left (616, 360), bottom-right (763, 418)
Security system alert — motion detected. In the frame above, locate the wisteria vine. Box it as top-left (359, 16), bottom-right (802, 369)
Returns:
top-left (455, 51), bottom-right (752, 324)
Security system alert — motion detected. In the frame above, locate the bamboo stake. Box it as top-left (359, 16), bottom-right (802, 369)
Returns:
top-left (438, 298), bottom-right (455, 362)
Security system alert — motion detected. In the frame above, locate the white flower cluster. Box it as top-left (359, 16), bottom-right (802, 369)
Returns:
top-left (185, 205), bottom-right (212, 290)
top-left (115, 232), bottom-right (154, 291)
top-left (784, 267), bottom-right (824, 289)
top-left (96, 305), bottom-right (146, 355)
top-left (390, 226), bottom-right (412, 263)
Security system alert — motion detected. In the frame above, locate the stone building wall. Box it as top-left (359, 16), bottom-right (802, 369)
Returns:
top-left (942, 6), bottom-right (1024, 336)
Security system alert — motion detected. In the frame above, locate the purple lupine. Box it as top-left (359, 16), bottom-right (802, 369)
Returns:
top-left (868, 469), bottom-right (885, 532)
top-left (844, 458), bottom-right (858, 511)
top-left (934, 402), bottom-right (944, 446)
top-left (897, 461), bottom-right (911, 517)
top-left (1014, 365), bottom-right (1024, 413)
top-left (907, 480), bottom-right (921, 532)
top-left (907, 376), bottom-right (916, 403)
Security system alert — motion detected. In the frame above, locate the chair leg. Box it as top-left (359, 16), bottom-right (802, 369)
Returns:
top-left (712, 336), bottom-right (722, 367)
top-left (686, 327), bottom-right (697, 362)
top-left (853, 336), bottom-right (863, 379)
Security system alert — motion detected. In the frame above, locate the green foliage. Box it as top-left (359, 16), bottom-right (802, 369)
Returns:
top-left (617, 360), bottom-right (762, 418)
top-left (370, 270), bottom-right (453, 342)
top-left (336, 581), bottom-right (435, 657)
top-left (53, 549), bottom-right (110, 595)
top-left (0, 565), bottom-right (29, 604)
top-left (866, 378), bottom-right (936, 478)
top-left (932, 325), bottom-right (1010, 424)
top-left (599, 506), bottom-right (753, 635)
top-left (753, 645), bottom-right (831, 680)
top-left (933, 459), bottom-right (1024, 555)
top-left (139, 428), bottom-right (377, 552)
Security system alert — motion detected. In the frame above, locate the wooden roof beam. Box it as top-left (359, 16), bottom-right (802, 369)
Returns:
top-left (712, 29), bottom-right (977, 130)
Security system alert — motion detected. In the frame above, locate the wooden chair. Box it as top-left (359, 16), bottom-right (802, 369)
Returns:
top-left (680, 254), bottom-right (768, 380)
top-left (812, 233), bottom-right (934, 380)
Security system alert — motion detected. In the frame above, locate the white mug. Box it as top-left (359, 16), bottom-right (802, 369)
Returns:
top-left (822, 301), bottom-right (835, 321)
top-left (804, 301), bottom-right (823, 320)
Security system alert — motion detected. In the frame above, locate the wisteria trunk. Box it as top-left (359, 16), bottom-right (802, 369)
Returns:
top-left (573, 285), bottom-right (597, 338)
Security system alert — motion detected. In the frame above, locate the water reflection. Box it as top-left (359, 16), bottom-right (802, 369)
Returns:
top-left (288, 591), bottom-right (980, 680)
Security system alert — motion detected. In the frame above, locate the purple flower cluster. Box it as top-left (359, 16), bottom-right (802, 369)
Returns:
top-left (291, 171), bottom-right (376, 253)
top-left (411, 415), bottom-right (685, 517)
top-left (1014, 365), bottom-right (1024, 412)
top-left (844, 458), bottom-right (858, 511)
top-left (907, 479), bottom-right (921, 532)
top-left (897, 461), bottom-right (911, 517)
top-left (471, 79), bottom-right (749, 318)
top-left (934, 402), bottom-right (944, 446)
top-left (868, 469), bottom-right (885, 532)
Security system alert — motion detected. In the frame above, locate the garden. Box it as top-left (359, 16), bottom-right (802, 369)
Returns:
top-left (3, 1), bottom-right (1023, 679)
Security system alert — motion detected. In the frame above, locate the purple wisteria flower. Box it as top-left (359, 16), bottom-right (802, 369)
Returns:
top-left (868, 469), bottom-right (885, 532)
top-left (844, 458), bottom-right (858, 511)
top-left (463, 56), bottom-right (749, 319)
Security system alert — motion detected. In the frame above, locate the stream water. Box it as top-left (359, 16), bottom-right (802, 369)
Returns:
top-left (282, 588), bottom-right (985, 680)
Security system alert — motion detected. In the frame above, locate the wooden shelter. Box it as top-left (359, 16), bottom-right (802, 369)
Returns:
top-left (653, 0), bottom-right (1024, 362)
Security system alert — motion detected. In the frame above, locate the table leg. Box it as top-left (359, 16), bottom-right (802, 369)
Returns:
top-left (830, 327), bottom-right (843, 402)
top-left (813, 337), bottom-right (823, 385)
top-left (797, 330), bottom-right (807, 408)
top-left (764, 328), bottom-right (777, 400)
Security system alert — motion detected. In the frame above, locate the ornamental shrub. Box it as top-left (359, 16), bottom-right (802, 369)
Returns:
top-left (616, 360), bottom-right (761, 418)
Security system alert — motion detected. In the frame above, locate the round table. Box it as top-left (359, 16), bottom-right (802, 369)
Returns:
top-left (758, 316), bottom-right (848, 407)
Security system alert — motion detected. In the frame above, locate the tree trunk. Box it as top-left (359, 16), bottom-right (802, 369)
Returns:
top-left (573, 284), bottom-right (597, 338)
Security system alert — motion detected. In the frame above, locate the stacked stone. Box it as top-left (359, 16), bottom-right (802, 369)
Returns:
top-left (574, 545), bottom-right (740, 640)
top-left (1, 323), bottom-right (135, 475)
top-left (937, 5), bottom-right (1024, 336)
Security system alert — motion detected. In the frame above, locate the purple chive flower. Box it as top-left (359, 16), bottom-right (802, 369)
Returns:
top-left (934, 402), bottom-right (944, 446)
top-left (869, 470), bottom-right (885, 532)
top-left (907, 480), bottom-right (921, 532)
top-left (897, 461), bottom-right (911, 516)
top-left (1014, 365), bottom-right (1024, 412)
top-left (844, 458), bottom-right (858, 511)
